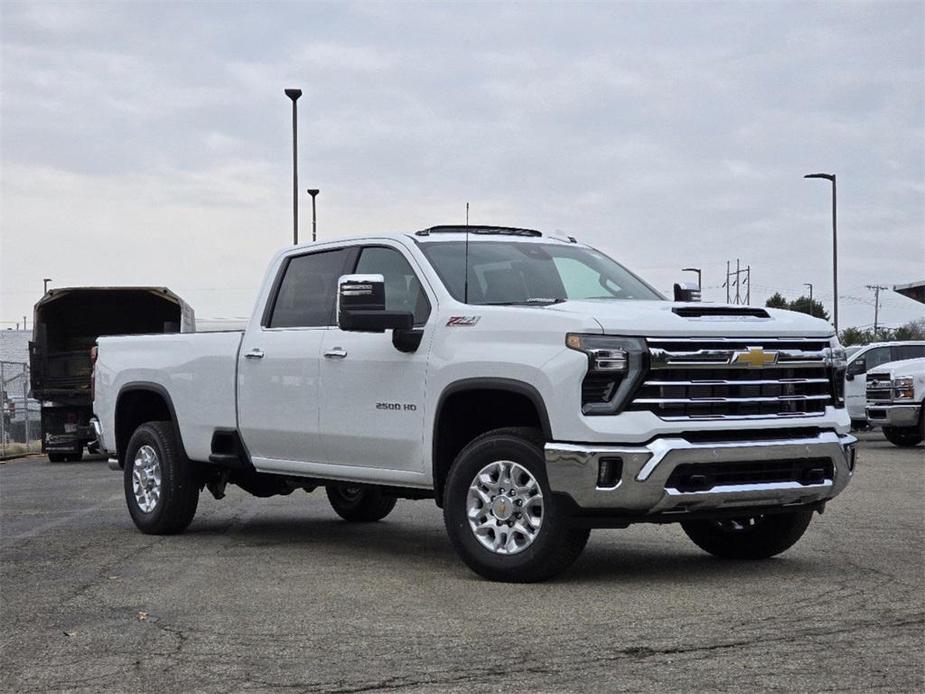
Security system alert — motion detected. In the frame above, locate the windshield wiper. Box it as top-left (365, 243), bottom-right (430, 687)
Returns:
top-left (478, 298), bottom-right (566, 306)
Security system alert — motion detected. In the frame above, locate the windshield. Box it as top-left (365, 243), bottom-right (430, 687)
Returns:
top-left (419, 241), bottom-right (663, 305)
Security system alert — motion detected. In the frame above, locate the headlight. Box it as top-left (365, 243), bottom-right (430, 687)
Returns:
top-left (566, 334), bottom-right (647, 414)
top-left (893, 377), bottom-right (915, 401)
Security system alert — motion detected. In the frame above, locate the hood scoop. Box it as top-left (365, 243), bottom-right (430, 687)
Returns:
top-left (673, 306), bottom-right (770, 320)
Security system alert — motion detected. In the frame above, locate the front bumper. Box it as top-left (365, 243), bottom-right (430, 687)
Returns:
top-left (545, 431), bottom-right (857, 516)
top-left (866, 404), bottom-right (921, 428)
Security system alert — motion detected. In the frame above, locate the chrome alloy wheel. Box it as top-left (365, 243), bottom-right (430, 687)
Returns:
top-left (467, 460), bottom-right (543, 555)
top-left (132, 444), bottom-right (162, 513)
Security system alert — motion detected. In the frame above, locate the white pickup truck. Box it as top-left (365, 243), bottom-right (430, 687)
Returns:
top-left (92, 225), bottom-right (857, 582)
top-left (865, 357), bottom-right (925, 447)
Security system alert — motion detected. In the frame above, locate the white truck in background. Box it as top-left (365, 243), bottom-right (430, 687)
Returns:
top-left (865, 357), bottom-right (925, 447)
top-left (844, 341), bottom-right (925, 427)
top-left (92, 225), bottom-right (857, 582)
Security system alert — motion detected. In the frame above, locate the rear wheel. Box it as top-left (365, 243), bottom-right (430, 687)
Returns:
top-left (47, 452), bottom-right (67, 463)
top-left (681, 509), bottom-right (814, 560)
top-left (124, 421), bottom-right (199, 534)
top-left (443, 427), bottom-right (589, 583)
top-left (882, 425), bottom-right (923, 447)
top-left (326, 485), bottom-right (397, 522)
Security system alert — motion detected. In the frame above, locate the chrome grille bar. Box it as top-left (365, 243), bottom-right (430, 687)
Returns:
top-left (631, 337), bottom-right (836, 420)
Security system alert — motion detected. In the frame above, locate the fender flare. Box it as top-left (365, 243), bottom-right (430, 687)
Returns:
top-left (115, 382), bottom-right (189, 462)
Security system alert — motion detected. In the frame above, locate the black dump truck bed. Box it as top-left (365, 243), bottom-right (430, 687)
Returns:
top-left (29, 287), bottom-right (193, 461)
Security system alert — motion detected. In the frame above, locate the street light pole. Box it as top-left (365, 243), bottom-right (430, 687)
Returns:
top-left (43, 278), bottom-right (51, 294)
top-left (285, 88), bottom-right (302, 245)
top-left (682, 267), bottom-right (702, 291)
top-left (306, 189), bottom-right (319, 242)
top-left (804, 173), bottom-right (838, 333)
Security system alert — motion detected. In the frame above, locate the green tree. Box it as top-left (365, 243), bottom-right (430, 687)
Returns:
top-left (788, 295), bottom-right (830, 321)
top-left (894, 318), bottom-right (925, 341)
top-left (765, 292), bottom-right (788, 309)
top-left (839, 326), bottom-right (874, 346)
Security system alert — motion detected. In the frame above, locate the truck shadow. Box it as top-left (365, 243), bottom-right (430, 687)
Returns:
top-left (184, 513), bottom-right (817, 585)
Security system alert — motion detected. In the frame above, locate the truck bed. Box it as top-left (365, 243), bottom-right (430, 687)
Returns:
top-left (94, 331), bottom-right (244, 462)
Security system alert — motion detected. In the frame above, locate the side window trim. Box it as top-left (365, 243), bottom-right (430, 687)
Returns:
top-left (351, 244), bottom-right (433, 327)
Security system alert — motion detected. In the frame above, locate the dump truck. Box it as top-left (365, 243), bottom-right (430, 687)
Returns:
top-left (30, 287), bottom-right (193, 461)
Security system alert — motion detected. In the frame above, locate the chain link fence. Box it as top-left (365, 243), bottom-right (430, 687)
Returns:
top-left (1, 361), bottom-right (42, 457)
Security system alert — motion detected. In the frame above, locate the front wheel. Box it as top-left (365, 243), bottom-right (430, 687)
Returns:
top-left (681, 509), bottom-right (814, 560)
top-left (326, 485), bottom-right (397, 522)
top-left (443, 427), bottom-right (589, 583)
top-left (882, 425), bottom-right (923, 447)
top-left (124, 421), bottom-right (199, 534)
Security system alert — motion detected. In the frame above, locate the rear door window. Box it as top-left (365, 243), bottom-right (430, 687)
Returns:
top-left (893, 344), bottom-right (925, 361)
top-left (268, 248), bottom-right (352, 328)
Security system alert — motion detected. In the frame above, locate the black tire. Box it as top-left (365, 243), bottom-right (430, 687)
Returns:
top-left (47, 452), bottom-right (67, 463)
top-left (326, 485), bottom-right (397, 522)
top-left (64, 449), bottom-right (83, 463)
top-left (124, 421), bottom-right (199, 535)
top-left (882, 425), bottom-right (923, 447)
top-left (443, 427), bottom-right (590, 583)
top-left (681, 509), bottom-right (814, 560)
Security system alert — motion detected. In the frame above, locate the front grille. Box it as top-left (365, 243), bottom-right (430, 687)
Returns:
top-left (866, 372), bottom-right (892, 404)
top-left (666, 458), bottom-right (834, 492)
top-left (629, 337), bottom-right (835, 420)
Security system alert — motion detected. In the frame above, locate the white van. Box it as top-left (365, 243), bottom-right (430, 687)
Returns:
top-left (845, 341), bottom-right (925, 426)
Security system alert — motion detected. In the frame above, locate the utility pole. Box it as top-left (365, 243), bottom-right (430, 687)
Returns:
top-left (866, 284), bottom-right (888, 337)
top-left (734, 259), bottom-right (741, 304)
top-left (745, 266), bottom-right (751, 305)
top-left (804, 283), bottom-right (813, 302)
top-left (285, 88), bottom-right (302, 245)
top-left (22, 316), bottom-right (27, 332)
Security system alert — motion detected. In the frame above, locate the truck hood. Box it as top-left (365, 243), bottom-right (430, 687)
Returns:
top-left (543, 300), bottom-right (835, 338)
top-left (871, 357), bottom-right (925, 379)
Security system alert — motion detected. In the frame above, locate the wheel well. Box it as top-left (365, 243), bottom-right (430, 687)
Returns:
top-left (115, 388), bottom-right (175, 465)
top-left (432, 386), bottom-right (548, 506)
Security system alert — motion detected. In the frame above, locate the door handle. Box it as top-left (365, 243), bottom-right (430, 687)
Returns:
top-left (244, 348), bottom-right (265, 359)
top-left (324, 347), bottom-right (348, 359)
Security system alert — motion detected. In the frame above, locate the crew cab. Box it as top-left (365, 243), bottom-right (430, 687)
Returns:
top-left (92, 225), bottom-right (857, 582)
top-left (844, 341), bottom-right (925, 427)
top-left (865, 357), bottom-right (925, 447)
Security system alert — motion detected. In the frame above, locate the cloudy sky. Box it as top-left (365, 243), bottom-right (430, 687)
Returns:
top-left (2, 1), bottom-right (923, 331)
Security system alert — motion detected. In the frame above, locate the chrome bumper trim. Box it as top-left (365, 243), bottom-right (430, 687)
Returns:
top-left (866, 404), bottom-right (921, 428)
top-left (545, 432), bottom-right (856, 513)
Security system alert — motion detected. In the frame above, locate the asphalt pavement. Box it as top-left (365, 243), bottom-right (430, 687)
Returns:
top-left (1, 433), bottom-right (922, 693)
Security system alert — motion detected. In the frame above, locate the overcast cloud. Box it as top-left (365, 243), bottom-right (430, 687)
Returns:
top-left (1, 1), bottom-right (923, 330)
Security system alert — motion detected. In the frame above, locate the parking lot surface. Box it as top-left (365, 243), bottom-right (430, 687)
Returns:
top-left (1, 433), bottom-right (922, 693)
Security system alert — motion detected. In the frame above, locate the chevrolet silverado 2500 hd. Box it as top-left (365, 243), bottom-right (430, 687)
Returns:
top-left (865, 357), bottom-right (925, 447)
top-left (93, 225), bottom-right (857, 582)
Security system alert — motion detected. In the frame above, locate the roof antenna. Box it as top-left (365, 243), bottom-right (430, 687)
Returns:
top-left (464, 202), bottom-right (470, 303)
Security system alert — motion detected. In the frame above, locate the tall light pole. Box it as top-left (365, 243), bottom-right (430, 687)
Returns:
top-left (285, 88), bottom-right (302, 245)
top-left (804, 173), bottom-right (838, 332)
top-left (306, 189), bottom-right (319, 242)
top-left (682, 267), bottom-right (702, 291)
top-left (43, 278), bottom-right (52, 294)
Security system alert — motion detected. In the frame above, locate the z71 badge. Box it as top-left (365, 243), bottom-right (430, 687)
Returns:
top-left (447, 316), bottom-right (480, 326)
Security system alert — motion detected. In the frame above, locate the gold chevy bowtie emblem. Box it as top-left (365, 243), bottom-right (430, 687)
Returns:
top-left (733, 346), bottom-right (778, 367)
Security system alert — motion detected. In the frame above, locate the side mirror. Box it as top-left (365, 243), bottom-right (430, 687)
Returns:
top-left (673, 282), bottom-right (701, 302)
top-left (337, 274), bottom-right (414, 333)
